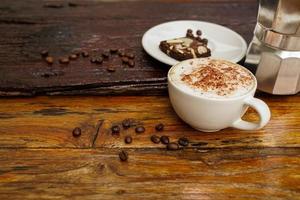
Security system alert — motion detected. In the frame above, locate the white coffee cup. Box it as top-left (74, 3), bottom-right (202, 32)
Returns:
top-left (168, 58), bottom-right (271, 132)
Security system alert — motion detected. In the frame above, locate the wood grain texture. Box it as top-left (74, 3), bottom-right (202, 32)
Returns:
top-left (0, 148), bottom-right (299, 200)
top-left (0, 0), bottom-right (257, 96)
top-left (0, 93), bottom-right (299, 149)
top-left (0, 94), bottom-right (299, 199)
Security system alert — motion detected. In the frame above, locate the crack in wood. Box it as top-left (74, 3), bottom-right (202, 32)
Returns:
top-left (92, 120), bottom-right (104, 148)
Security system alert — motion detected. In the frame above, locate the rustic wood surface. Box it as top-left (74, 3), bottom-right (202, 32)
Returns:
top-left (1, 0), bottom-right (300, 199)
top-left (0, 93), bottom-right (299, 199)
top-left (0, 0), bottom-right (257, 96)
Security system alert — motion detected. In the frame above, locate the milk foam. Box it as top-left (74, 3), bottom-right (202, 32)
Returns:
top-left (169, 59), bottom-right (255, 99)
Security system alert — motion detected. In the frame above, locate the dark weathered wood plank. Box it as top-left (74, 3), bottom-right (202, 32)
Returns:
top-left (0, 148), bottom-right (299, 200)
top-left (0, 93), bottom-right (299, 149)
top-left (0, 0), bottom-right (257, 96)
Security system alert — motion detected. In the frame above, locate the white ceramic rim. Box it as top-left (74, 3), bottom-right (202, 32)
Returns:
top-left (167, 58), bottom-right (257, 102)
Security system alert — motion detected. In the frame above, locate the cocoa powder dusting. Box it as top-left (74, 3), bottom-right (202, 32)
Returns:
top-left (181, 60), bottom-right (253, 96)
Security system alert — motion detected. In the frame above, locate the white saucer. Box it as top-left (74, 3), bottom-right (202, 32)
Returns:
top-left (142, 20), bottom-right (247, 65)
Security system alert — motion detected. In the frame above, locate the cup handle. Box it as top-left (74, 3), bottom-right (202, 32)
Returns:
top-left (231, 97), bottom-right (271, 130)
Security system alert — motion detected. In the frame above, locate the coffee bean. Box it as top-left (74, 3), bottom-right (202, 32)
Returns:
top-left (155, 123), bottom-right (164, 131)
top-left (128, 60), bottom-right (135, 67)
top-left (41, 71), bottom-right (61, 78)
top-left (167, 142), bottom-right (179, 150)
top-left (178, 137), bottom-right (189, 147)
top-left (107, 66), bottom-right (116, 72)
top-left (45, 56), bottom-right (54, 65)
top-left (59, 57), bottom-right (70, 64)
top-left (125, 52), bottom-right (135, 59)
top-left (81, 51), bottom-right (89, 57)
top-left (119, 150), bottom-right (128, 161)
top-left (118, 50), bottom-right (125, 57)
top-left (111, 125), bottom-right (120, 134)
top-left (196, 30), bottom-right (202, 36)
top-left (44, 3), bottom-right (63, 8)
top-left (122, 119), bottom-right (131, 129)
top-left (90, 57), bottom-right (97, 63)
top-left (40, 50), bottom-right (49, 57)
top-left (102, 51), bottom-right (110, 58)
top-left (151, 135), bottom-right (160, 144)
top-left (160, 136), bottom-right (169, 144)
top-left (68, 2), bottom-right (78, 7)
top-left (41, 73), bottom-right (50, 78)
top-left (96, 57), bottom-right (103, 64)
top-left (110, 48), bottom-right (118, 53)
top-left (124, 136), bottom-right (132, 144)
top-left (72, 49), bottom-right (81, 56)
top-left (69, 54), bottom-right (78, 60)
top-left (72, 127), bottom-right (81, 137)
top-left (135, 126), bottom-right (145, 134)
top-left (121, 57), bottom-right (129, 64)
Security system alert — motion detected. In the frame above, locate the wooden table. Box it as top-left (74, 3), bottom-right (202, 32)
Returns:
top-left (0, 1), bottom-right (300, 199)
top-left (0, 95), bottom-right (299, 199)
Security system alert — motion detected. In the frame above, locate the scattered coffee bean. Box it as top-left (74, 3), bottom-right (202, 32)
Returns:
top-left (40, 50), bottom-right (49, 57)
top-left (124, 136), bottom-right (132, 144)
top-left (68, 2), bottom-right (78, 7)
top-left (72, 127), bottom-right (81, 137)
top-left (118, 50), bottom-right (125, 57)
top-left (81, 51), bottom-right (89, 57)
top-left (119, 150), bottom-right (128, 161)
top-left (41, 71), bottom-right (61, 78)
top-left (135, 126), bottom-right (145, 134)
top-left (90, 57), bottom-right (97, 63)
top-left (59, 57), bottom-right (70, 64)
top-left (72, 49), bottom-right (81, 56)
top-left (69, 54), bottom-right (78, 60)
top-left (128, 60), bottom-right (135, 67)
top-left (102, 51), bottom-right (110, 58)
top-left (122, 119), bottom-right (131, 129)
top-left (151, 135), bottom-right (160, 144)
top-left (96, 57), bottom-right (103, 64)
top-left (125, 52), bottom-right (135, 59)
top-left (196, 30), bottom-right (202, 36)
top-left (160, 136), bottom-right (169, 144)
top-left (178, 137), bottom-right (189, 147)
top-left (107, 66), bottom-right (116, 72)
top-left (121, 57), bottom-right (129, 64)
top-left (111, 125), bottom-right (120, 134)
top-left (155, 123), bottom-right (164, 131)
top-left (110, 48), bottom-right (118, 53)
top-left (44, 3), bottom-right (64, 8)
top-left (41, 72), bottom-right (51, 78)
top-left (167, 142), bottom-right (179, 150)
top-left (45, 56), bottom-right (54, 65)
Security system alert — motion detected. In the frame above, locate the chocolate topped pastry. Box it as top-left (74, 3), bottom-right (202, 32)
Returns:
top-left (159, 29), bottom-right (211, 61)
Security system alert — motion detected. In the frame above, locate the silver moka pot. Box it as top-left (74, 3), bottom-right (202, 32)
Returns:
top-left (245, 0), bottom-right (300, 95)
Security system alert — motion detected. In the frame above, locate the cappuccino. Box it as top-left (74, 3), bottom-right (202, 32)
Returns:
top-left (169, 59), bottom-right (255, 98)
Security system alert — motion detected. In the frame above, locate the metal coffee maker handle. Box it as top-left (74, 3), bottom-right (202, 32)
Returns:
top-left (244, 0), bottom-right (300, 95)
